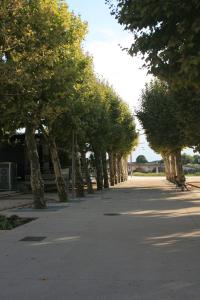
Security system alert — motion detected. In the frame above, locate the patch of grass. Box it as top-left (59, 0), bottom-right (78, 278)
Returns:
top-left (0, 215), bottom-right (35, 230)
top-left (186, 173), bottom-right (200, 176)
top-left (132, 172), bottom-right (165, 177)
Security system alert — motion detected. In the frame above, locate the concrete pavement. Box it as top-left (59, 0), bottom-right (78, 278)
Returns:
top-left (0, 177), bottom-right (200, 299)
top-left (187, 176), bottom-right (200, 189)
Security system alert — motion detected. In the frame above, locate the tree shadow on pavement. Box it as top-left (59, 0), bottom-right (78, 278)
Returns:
top-left (104, 183), bottom-right (200, 253)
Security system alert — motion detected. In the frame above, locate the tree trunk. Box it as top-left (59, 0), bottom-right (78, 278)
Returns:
top-left (170, 153), bottom-right (176, 182)
top-left (71, 130), bottom-right (76, 199)
top-left (75, 146), bottom-right (85, 197)
top-left (163, 154), bottom-right (170, 181)
top-left (102, 152), bottom-right (109, 189)
top-left (120, 157), bottom-right (125, 182)
top-left (174, 149), bottom-right (185, 182)
top-left (94, 148), bottom-right (103, 190)
top-left (109, 152), bottom-right (115, 186)
top-left (25, 124), bottom-right (46, 209)
top-left (124, 157), bottom-right (128, 181)
top-left (167, 154), bottom-right (174, 182)
top-left (113, 153), bottom-right (118, 184)
top-left (46, 131), bottom-right (68, 202)
top-left (168, 154), bottom-right (172, 181)
top-left (81, 151), bottom-right (94, 194)
top-left (117, 154), bottom-right (122, 183)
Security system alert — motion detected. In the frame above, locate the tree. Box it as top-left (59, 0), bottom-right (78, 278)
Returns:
top-left (137, 80), bottom-right (186, 182)
top-left (1, 0), bottom-right (65, 208)
top-left (172, 89), bottom-right (200, 151)
top-left (107, 0), bottom-right (200, 156)
top-left (106, 90), bottom-right (138, 185)
top-left (106, 0), bottom-right (200, 91)
top-left (0, 0), bottom-right (87, 207)
top-left (81, 80), bottom-right (138, 188)
top-left (193, 155), bottom-right (200, 164)
top-left (136, 155), bottom-right (148, 164)
top-left (39, 44), bottom-right (88, 202)
top-left (55, 75), bottom-right (138, 191)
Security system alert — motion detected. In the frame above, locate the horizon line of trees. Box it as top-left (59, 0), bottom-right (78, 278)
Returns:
top-left (0, 0), bottom-right (138, 208)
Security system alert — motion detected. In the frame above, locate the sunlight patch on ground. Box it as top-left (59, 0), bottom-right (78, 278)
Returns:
top-left (146, 230), bottom-right (200, 247)
top-left (149, 230), bottom-right (200, 240)
top-left (29, 236), bottom-right (80, 247)
top-left (121, 207), bottom-right (200, 218)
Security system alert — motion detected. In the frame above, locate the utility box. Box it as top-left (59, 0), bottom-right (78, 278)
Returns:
top-left (0, 162), bottom-right (17, 191)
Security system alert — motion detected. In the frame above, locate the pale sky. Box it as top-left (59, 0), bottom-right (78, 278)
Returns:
top-left (67, 0), bottom-right (194, 161)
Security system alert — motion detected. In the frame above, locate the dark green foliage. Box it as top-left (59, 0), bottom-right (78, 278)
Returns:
top-left (106, 88), bottom-right (138, 156)
top-left (137, 80), bottom-right (186, 154)
top-left (182, 153), bottom-right (200, 164)
top-left (107, 0), bottom-right (200, 152)
top-left (106, 0), bottom-right (200, 91)
top-left (136, 155), bottom-right (148, 163)
top-left (1, 0), bottom-right (138, 197)
top-left (181, 154), bottom-right (195, 165)
top-left (173, 89), bottom-right (200, 149)
top-left (193, 155), bottom-right (200, 164)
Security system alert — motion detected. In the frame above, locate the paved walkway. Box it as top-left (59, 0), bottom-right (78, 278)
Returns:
top-left (187, 176), bottom-right (200, 188)
top-left (0, 177), bottom-right (200, 299)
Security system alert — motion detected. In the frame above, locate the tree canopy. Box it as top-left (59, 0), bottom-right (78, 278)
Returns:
top-left (137, 80), bottom-right (186, 154)
top-left (0, 0), bottom-right (138, 206)
top-left (136, 155), bottom-right (148, 164)
top-left (137, 79), bottom-right (187, 182)
top-left (0, 0), bottom-right (87, 128)
top-left (106, 0), bottom-right (200, 91)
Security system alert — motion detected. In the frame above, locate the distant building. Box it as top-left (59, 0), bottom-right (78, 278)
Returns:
top-left (128, 162), bottom-right (165, 174)
top-left (0, 134), bottom-right (52, 180)
top-left (0, 133), bottom-right (72, 191)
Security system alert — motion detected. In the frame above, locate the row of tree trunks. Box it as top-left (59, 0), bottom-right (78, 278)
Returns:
top-left (78, 149), bottom-right (128, 193)
top-left (92, 150), bottom-right (128, 190)
top-left (93, 148), bottom-right (104, 190)
top-left (108, 152), bottom-right (128, 186)
top-left (163, 150), bottom-right (185, 183)
top-left (78, 148), bottom-right (109, 194)
top-left (25, 125), bottom-right (129, 207)
top-left (26, 124), bottom-right (69, 207)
